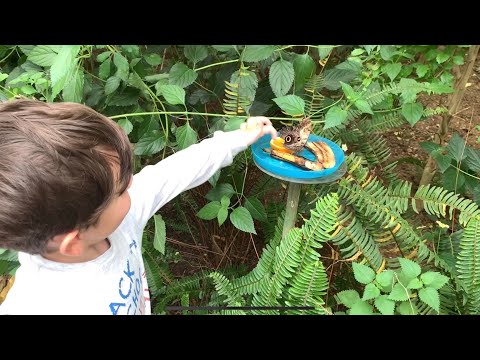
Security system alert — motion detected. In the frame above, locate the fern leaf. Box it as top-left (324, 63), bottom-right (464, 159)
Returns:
top-left (413, 185), bottom-right (480, 226)
top-left (456, 216), bottom-right (480, 314)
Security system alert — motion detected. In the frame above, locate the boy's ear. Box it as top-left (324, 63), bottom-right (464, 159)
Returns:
top-left (52, 229), bottom-right (83, 256)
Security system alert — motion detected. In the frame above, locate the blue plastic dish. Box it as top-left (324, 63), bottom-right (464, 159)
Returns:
top-left (251, 134), bottom-right (345, 180)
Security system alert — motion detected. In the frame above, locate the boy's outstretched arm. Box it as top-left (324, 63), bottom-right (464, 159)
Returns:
top-left (128, 117), bottom-right (277, 229)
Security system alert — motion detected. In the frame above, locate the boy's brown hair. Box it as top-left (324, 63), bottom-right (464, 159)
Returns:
top-left (0, 99), bottom-right (132, 254)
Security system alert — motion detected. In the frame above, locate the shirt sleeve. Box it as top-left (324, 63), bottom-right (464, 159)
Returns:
top-left (127, 129), bottom-right (249, 229)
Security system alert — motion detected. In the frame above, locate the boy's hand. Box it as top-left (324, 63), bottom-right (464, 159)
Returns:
top-left (239, 116), bottom-right (278, 146)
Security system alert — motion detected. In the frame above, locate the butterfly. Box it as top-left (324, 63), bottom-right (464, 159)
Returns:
top-left (278, 118), bottom-right (312, 153)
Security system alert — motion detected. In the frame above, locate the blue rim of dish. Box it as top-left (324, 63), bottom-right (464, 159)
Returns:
top-left (251, 134), bottom-right (345, 180)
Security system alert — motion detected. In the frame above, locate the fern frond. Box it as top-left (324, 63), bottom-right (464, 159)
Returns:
top-left (304, 74), bottom-right (325, 120)
top-left (456, 216), bottom-right (480, 314)
top-left (210, 272), bottom-right (244, 306)
top-left (413, 185), bottom-right (480, 226)
top-left (231, 213), bottom-right (284, 295)
top-left (423, 106), bottom-right (448, 117)
top-left (387, 180), bottom-right (412, 214)
top-left (285, 260), bottom-right (330, 314)
top-left (250, 228), bottom-right (304, 312)
top-left (223, 81), bottom-right (252, 115)
top-left (299, 193), bottom-right (339, 266)
top-left (223, 66), bottom-right (258, 115)
top-left (383, 161), bottom-right (401, 185)
top-left (363, 112), bottom-right (406, 132)
top-left (154, 270), bottom-right (212, 313)
top-left (355, 125), bottom-right (391, 166)
top-left (332, 209), bottom-right (384, 271)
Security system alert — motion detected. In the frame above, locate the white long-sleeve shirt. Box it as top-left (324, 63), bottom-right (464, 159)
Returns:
top-left (0, 130), bottom-right (248, 315)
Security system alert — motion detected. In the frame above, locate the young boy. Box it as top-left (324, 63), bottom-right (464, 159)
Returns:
top-left (0, 99), bottom-right (277, 315)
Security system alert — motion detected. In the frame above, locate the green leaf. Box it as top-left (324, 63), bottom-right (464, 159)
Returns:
top-left (108, 89), bottom-right (140, 106)
top-left (351, 48), bottom-right (365, 57)
top-left (293, 54), bottom-right (315, 91)
top-left (362, 283), bottom-right (381, 301)
top-left (146, 73), bottom-right (169, 83)
top-left (217, 207), bottom-right (228, 226)
top-left (208, 170), bottom-right (221, 187)
top-left (431, 149), bottom-right (452, 173)
top-left (398, 258), bottom-right (422, 280)
top-left (27, 45), bottom-right (60, 67)
top-left (362, 45), bottom-right (376, 55)
top-left (0, 73), bottom-right (8, 82)
top-left (144, 53), bottom-right (162, 66)
top-left (452, 55), bottom-right (465, 65)
top-left (104, 76), bottom-right (121, 95)
top-left (447, 133), bottom-right (467, 162)
top-left (420, 272), bottom-right (449, 290)
top-left (323, 68), bottom-right (357, 90)
top-left (436, 52), bottom-right (450, 64)
top-left (397, 301), bottom-right (417, 315)
top-left (212, 45), bottom-right (234, 52)
top-left (273, 95), bottom-right (305, 116)
top-left (244, 197), bottom-right (267, 222)
top-left (376, 270), bottom-right (395, 291)
top-left (340, 81), bottom-right (356, 100)
top-left (350, 301), bottom-right (374, 315)
top-left (158, 84), bottom-right (185, 105)
top-left (318, 45), bottom-right (334, 60)
top-left (230, 207), bottom-right (256, 234)
top-left (420, 141), bottom-right (441, 154)
top-left (230, 70), bottom-right (258, 101)
top-left (242, 45), bottom-right (275, 62)
top-left (62, 67), bottom-right (84, 103)
top-left (374, 295), bottom-right (395, 315)
top-left (336, 290), bottom-right (360, 308)
top-left (324, 106), bottom-right (348, 129)
top-left (418, 287), bottom-right (440, 312)
top-left (99, 58), bottom-right (111, 80)
top-left (20, 85), bottom-right (36, 95)
top-left (220, 196), bottom-right (230, 207)
top-left (134, 130), bottom-right (166, 156)
top-left (118, 119), bottom-right (133, 135)
top-left (399, 78), bottom-right (422, 103)
top-left (224, 117), bottom-right (245, 132)
top-left (388, 283), bottom-right (410, 301)
top-left (355, 99), bottom-right (373, 115)
top-left (443, 167), bottom-right (465, 191)
top-left (269, 59), bottom-right (294, 97)
top-left (465, 147), bottom-right (480, 172)
top-left (189, 89), bottom-right (211, 105)
top-left (96, 51), bottom-right (111, 63)
top-left (427, 83), bottom-right (454, 94)
top-left (113, 53), bottom-right (129, 81)
top-left (206, 183), bottom-right (236, 201)
top-left (197, 201), bottom-right (221, 220)
top-left (153, 214), bottom-right (166, 255)
top-left (382, 63), bottom-right (402, 81)
top-left (416, 64), bottom-right (429, 78)
top-left (379, 45), bottom-right (396, 61)
top-left (50, 46), bottom-right (81, 99)
top-left (18, 45), bottom-right (36, 56)
top-left (402, 102), bottom-right (424, 126)
top-left (169, 63), bottom-right (197, 88)
top-left (184, 45), bottom-right (208, 65)
top-left (175, 122), bottom-right (198, 150)
top-left (406, 278), bottom-right (423, 290)
top-left (352, 262), bottom-right (376, 284)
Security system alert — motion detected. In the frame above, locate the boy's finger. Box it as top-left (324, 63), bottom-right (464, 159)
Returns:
top-left (247, 116), bottom-right (272, 128)
top-left (262, 125), bottom-right (278, 139)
